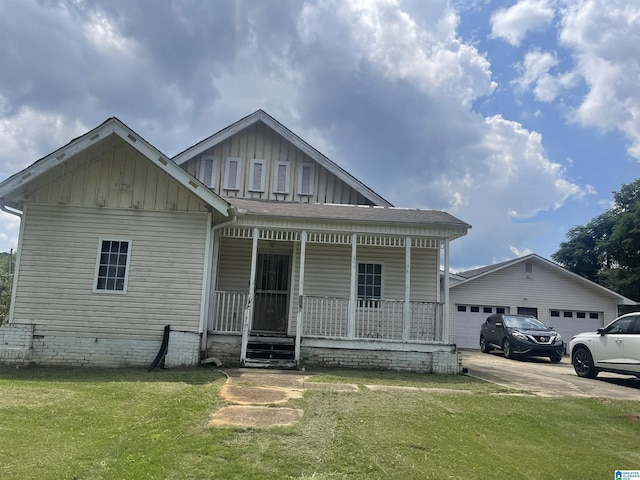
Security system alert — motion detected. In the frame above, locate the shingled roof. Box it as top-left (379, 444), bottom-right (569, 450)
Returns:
top-left (228, 197), bottom-right (470, 229)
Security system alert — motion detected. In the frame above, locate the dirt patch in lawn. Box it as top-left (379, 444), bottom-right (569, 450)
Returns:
top-left (209, 405), bottom-right (304, 427)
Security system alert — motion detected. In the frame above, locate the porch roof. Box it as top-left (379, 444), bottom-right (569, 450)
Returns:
top-left (228, 197), bottom-right (471, 233)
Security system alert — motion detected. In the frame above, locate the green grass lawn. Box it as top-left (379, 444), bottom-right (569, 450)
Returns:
top-left (0, 366), bottom-right (639, 480)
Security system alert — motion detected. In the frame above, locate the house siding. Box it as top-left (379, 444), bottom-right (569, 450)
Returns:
top-left (181, 122), bottom-right (374, 205)
top-left (10, 204), bottom-right (208, 366)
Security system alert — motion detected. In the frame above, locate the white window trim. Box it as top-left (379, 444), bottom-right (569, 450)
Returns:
top-left (297, 162), bottom-right (314, 196)
top-left (273, 161), bottom-right (290, 194)
top-left (223, 157), bottom-right (242, 191)
top-left (93, 238), bottom-right (133, 294)
top-left (199, 155), bottom-right (217, 189)
top-left (356, 260), bottom-right (384, 309)
top-left (249, 159), bottom-right (266, 192)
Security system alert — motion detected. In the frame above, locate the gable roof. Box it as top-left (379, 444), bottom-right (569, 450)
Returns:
top-left (0, 117), bottom-right (231, 216)
top-left (453, 253), bottom-right (636, 305)
top-left (228, 197), bottom-right (470, 238)
top-left (172, 110), bottom-right (392, 207)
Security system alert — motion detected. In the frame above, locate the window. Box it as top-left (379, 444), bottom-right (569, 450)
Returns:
top-left (564, 311), bottom-right (573, 318)
top-left (457, 305), bottom-right (467, 312)
top-left (550, 310), bottom-right (560, 317)
top-left (496, 307), bottom-right (506, 314)
top-left (94, 239), bottom-right (131, 293)
top-left (483, 307), bottom-right (492, 313)
top-left (223, 157), bottom-right (242, 190)
top-left (357, 262), bottom-right (382, 308)
top-left (577, 312), bottom-right (586, 318)
top-left (249, 159), bottom-right (266, 192)
top-left (525, 262), bottom-right (533, 273)
top-left (589, 312), bottom-right (599, 319)
top-left (470, 306), bottom-right (480, 313)
top-left (273, 161), bottom-right (290, 194)
top-left (297, 163), bottom-right (314, 195)
top-left (199, 156), bottom-right (216, 188)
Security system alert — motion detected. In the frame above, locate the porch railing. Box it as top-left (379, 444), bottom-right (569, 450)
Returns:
top-left (210, 291), bottom-right (445, 343)
top-left (211, 291), bottom-right (248, 333)
top-left (302, 296), bottom-right (444, 342)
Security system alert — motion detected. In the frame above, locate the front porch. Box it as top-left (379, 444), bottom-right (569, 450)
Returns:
top-left (204, 221), bottom-right (461, 374)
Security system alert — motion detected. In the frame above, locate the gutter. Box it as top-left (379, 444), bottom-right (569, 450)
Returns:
top-left (0, 199), bottom-right (23, 218)
top-left (200, 204), bottom-right (240, 356)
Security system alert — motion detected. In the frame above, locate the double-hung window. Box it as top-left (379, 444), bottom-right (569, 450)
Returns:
top-left (94, 239), bottom-right (132, 293)
top-left (357, 262), bottom-right (382, 308)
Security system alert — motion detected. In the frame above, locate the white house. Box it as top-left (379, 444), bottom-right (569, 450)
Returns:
top-left (0, 111), bottom-right (471, 373)
top-left (449, 254), bottom-right (636, 350)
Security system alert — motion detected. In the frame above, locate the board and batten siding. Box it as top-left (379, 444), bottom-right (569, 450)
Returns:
top-left (13, 204), bottom-right (209, 340)
top-left (181, 122), bottom-right (374, 205)
top-left (449, 260), bottom-right (619, 343)
top-left (25, 134), bottom-right (210, 213)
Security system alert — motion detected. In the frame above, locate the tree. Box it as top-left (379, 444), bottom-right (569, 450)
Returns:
top-left (552, 179), bottom-right (640, 301)
top-left (0, 252), bottom-right (15, 322)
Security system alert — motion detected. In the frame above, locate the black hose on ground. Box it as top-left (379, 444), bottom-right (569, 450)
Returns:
top-left (148, 325), bottom-right (170, 371)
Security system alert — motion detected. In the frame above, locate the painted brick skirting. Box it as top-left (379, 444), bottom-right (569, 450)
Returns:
top-left (0, 324), bottom-right (34, 365)
top-left (207, 334), bottom-right (462, 374)
top-left (165, 331), bottom-right (200, 368)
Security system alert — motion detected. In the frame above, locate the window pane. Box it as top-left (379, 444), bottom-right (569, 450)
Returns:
top-left (96, 240), bottom-right (129, 292)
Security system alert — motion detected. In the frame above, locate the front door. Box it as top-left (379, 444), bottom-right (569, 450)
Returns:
top-left (252, 252), bottom-right (290, 333)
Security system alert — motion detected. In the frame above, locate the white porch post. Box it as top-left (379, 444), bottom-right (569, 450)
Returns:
top-left (403, 236), bottom-right (411, 341)
top-left (348, 233), bottom-right (357, 339)
top-left (241, 227), bottom-right (259, 364)
top-left (294, 230), bottom-right (307, 366)
top-left (442, 238), bottom-right (451, 343)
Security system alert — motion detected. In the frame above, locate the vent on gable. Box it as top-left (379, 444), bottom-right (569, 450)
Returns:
top-left (298, 162), bottom-right (314, 196)
top-left (273, 161), bottom-right (290, 194)
top-left (525, 262), bottom-right (533, 274)
top-left (199, 156), bottom-right (216, 189)
top-left (249, 159), bottom-right (266, 192)
top-left (224, 157), bottom-right (242, 191)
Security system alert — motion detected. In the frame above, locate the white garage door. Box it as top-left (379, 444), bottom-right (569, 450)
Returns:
top-left (454, 306), bottom-right (508, 349)
top-left (547, 314), bottom-right (603, 352)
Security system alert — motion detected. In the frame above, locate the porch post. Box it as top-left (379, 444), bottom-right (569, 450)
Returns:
top-left (294, 230), bottom-right (307, 366)
top-left (348, 233), bottom-right (357, 339)
top-left (442, 238), bottom-right (451, 343)
top-left (403, 236), bottom-right (411, 341)
top-left (241, 227), bottom-right (259, 364)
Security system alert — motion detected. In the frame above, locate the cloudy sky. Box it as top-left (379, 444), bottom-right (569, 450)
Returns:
top-left (1, 0), bottom-right (638, 271)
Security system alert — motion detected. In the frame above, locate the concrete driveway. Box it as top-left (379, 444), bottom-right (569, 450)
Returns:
top-left (461, 349), bottom-right (640, 401)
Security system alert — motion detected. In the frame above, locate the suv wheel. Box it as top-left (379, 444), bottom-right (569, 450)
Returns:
top-left (572, 347), bottom-right (598, 378)
top-left (480, 336), bottom-right (491, 353)
top-left (502, 338), bottom-right (513, 359)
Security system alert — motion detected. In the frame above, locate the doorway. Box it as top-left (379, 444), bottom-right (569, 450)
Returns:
top-left (252, 252), bottom-right (290, 333)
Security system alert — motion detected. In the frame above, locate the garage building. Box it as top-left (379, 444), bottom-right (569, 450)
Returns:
top-left (449, 254), bottom-right (636, 350)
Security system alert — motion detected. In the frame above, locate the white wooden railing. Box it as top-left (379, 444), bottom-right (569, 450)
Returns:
top-left (211, 291), bottom-right (248, 333)
top-left (210, 291), bottom-right (445, 343)
top-left (302, 296), bottom-right (445, 342)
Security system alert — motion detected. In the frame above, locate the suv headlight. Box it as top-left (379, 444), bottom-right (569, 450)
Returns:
top-left (511, 331), bottom-right (528, 341)
top-left (554, 334), bottom-right (563, 344)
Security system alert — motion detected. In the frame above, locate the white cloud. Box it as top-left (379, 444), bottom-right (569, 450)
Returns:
top-left (559, 0), bottom-right (640, 159)
top-left (514, 49), bottom-right (578, 102)
top-left (0, 105), bottom-right (88, 178)
top-left (490, 0), bottom-right (555, 46)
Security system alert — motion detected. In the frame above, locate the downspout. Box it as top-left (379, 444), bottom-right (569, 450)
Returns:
top-left (200, 204), bottom-right (239, 355)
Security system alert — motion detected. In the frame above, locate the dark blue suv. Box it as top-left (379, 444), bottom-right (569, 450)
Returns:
top-left (479, 314), bottom-right (564, 363)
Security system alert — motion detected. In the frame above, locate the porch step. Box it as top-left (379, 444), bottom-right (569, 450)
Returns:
top-left (244, 336), bottom-right (296, 369)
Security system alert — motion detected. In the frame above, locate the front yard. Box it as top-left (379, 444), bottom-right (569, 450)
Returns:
top-left (0, 366), bottom-right (638, 479)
